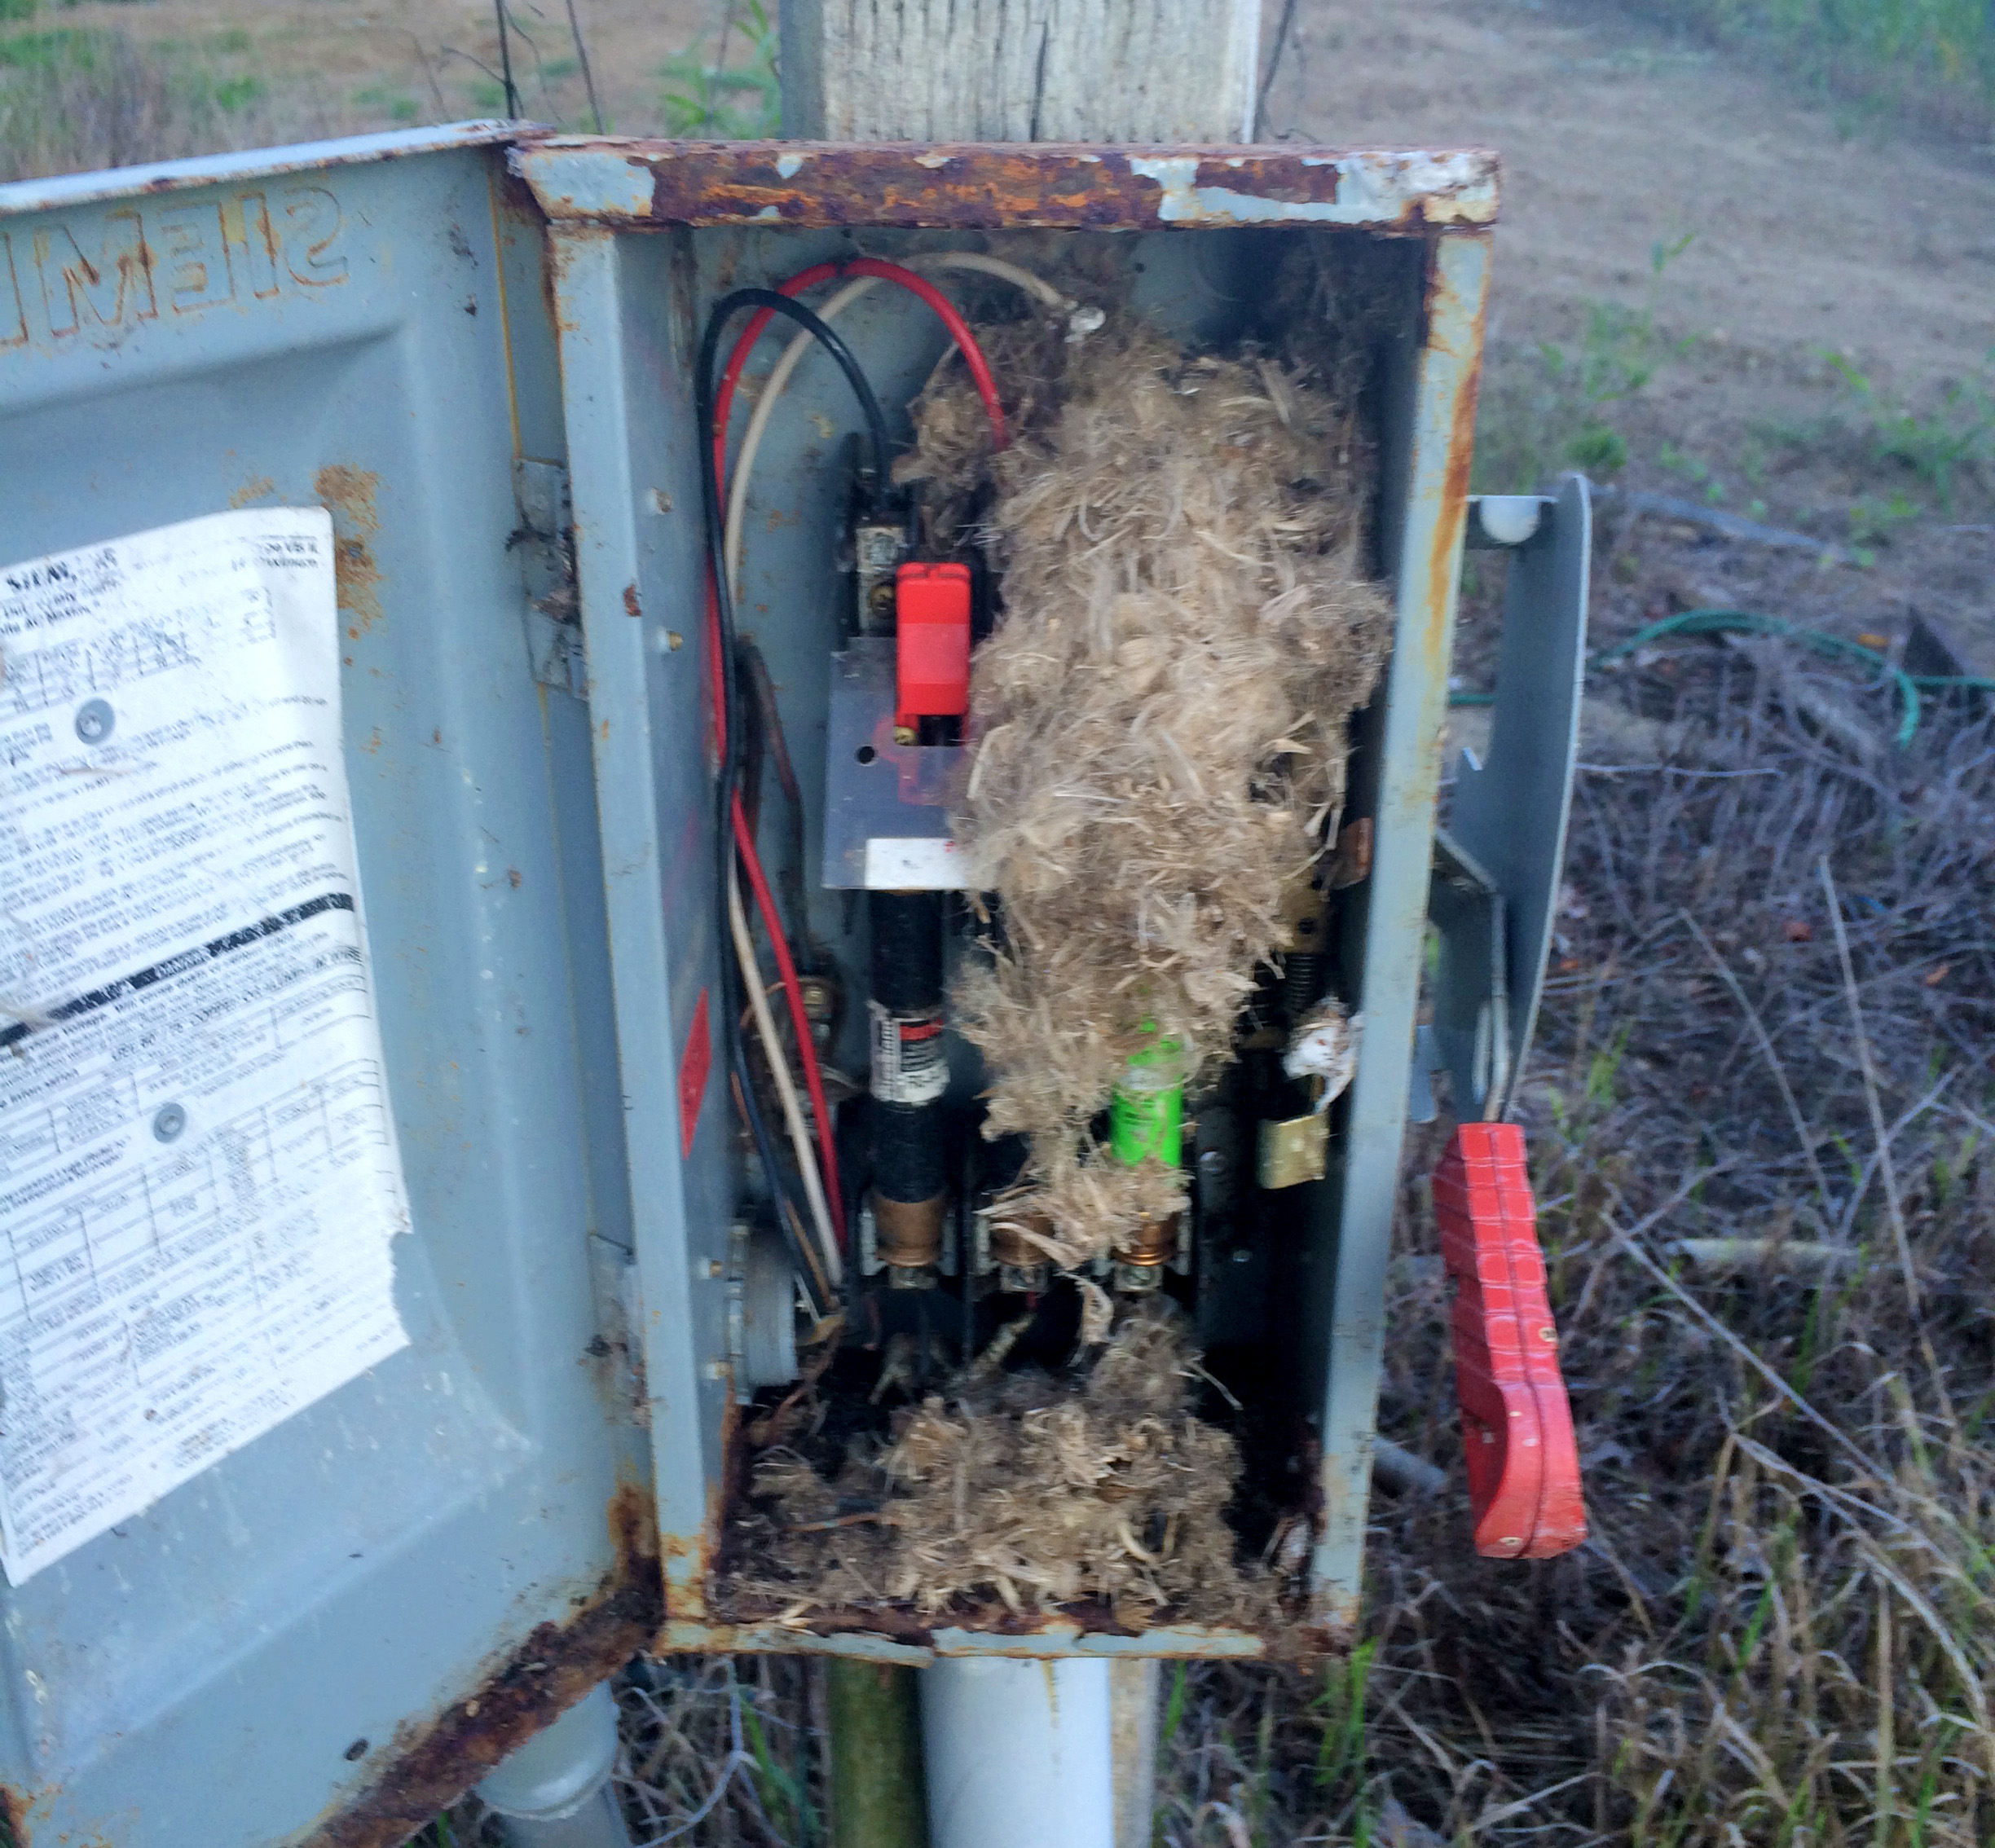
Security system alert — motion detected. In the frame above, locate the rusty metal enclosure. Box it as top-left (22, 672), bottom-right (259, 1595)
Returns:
top-left (0, 130), bottom-right (1495, 1844)
top-left (510, 138), bottom-right (1495, 1660)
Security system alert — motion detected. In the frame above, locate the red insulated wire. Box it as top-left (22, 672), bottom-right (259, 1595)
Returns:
top-left (701, 253), bottom-right (1011, 1252)
top-left (710, 257), bottom-right (1009, 464)
top-left (705, 561), bottom-right (848, 1247)
top-left (831, 258), bottom-right (1008, 449)
top-left (730, 790), bottom-right (843, 1238)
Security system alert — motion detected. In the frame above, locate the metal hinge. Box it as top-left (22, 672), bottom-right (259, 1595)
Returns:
top-left (513, 457), bottom-right (586, 697)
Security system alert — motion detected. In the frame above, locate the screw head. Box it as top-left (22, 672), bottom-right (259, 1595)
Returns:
top-left (152, 1102), bottom-right (187, 1143)
top-left (75, 698), bottom-right (115, 745)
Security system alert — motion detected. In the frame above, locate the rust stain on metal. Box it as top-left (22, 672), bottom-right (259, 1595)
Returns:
top-left (313, 464), bottom-right (385, 636)
top-left (535, 143), bottom-right (1504, 233)
top-left (1, 1782), bottom-right (35, 1847)
top-left (622, 582), bottom-right (642, 618)
top-left (690, 1599), bottom-right (1310, 1661)
top-left (608, 1476), bottom-right (660, 1573)
top-left (302, 1481), bottom-right (663, 1848)
top-left (1421, 249), bottom-right (1486, 684)
top-left (229, 474), bottom-right (276, 508)
top-left (659, 1388), bottom-right (740, 1624)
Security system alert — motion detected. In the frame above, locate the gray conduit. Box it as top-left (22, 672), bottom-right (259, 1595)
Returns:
top-left (475, 1681), bottom-right (635, 1848)
top-left (922, 1658), bottom-right (1117, 1848)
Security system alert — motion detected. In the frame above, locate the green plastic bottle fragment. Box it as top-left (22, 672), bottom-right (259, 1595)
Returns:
top-left (1110, 1020), bottom-right (1185, 1167)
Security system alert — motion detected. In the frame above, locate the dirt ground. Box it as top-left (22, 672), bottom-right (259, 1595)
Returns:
top-left (1269, 0), bottom-right (1995, 672)
top-left (1271, 0), bottom-right (1995, 398)
top-left (46, 0), bottom-right (1993, 669)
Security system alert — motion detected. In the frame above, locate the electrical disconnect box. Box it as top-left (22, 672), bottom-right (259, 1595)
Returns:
top-left (0, 129), bottom-right (1588, 1845)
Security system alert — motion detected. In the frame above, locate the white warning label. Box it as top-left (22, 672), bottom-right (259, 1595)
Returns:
top-left (867, 1001), bottom-right (949, 1106)
top-left (0, 508), bottom-right (411, 1585)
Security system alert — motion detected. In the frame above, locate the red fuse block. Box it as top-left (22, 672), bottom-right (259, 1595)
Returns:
top-left (895, 561), bottom-right (971, 728)
top-left (1432, 1123), bottom-right (1588, 1560)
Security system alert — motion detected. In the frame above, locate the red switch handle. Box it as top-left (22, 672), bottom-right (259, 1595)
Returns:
top-left (895, 560), bottom-right (971, 728)
top-left (1432, 1124), bottom-right (1587, 1560)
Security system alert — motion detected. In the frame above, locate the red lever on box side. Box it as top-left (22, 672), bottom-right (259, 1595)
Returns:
top-left (1432, 1123), bottom-right (1587, 1560)
top-left (895, 561), bottom-right (971, 726)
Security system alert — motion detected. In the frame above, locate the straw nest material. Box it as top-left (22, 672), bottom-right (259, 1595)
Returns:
top-left (731, 1298), bottom-right (1276, 1627)
top-left (903, 314), bottom-right (1393, 1265)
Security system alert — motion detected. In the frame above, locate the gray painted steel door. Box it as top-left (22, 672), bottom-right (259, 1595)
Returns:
top-left (0, 129), bottom-right (645, 1847)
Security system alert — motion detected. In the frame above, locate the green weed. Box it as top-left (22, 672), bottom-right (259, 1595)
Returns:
top-left (1473, 235), bottom-right (1695, 491)
top-left (0, 0), bottom-right (32, 23)
top-left (0, 25), bottom-right (272, 178)
top-left (1164, 1658), bottom-right (1189, 1746)
top-left (1848, 490), bottom-right (1921, 548)
top-left (355, 83), bottom-right (422, 125)
top-left (662, 0), bottom-right (779, 137)
top-left (1640, 0), bottom-right (1995, 132)
top-left (742, 1692), bottom-right (817, 1844)
top-left (1827, 352), bottom-right (1995, 513)
top-left (1312, 1637), bottom-right (1376, 1797)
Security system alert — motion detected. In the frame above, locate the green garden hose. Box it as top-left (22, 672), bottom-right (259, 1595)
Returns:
top-left (1451, 606), bottom-right (1994, 749)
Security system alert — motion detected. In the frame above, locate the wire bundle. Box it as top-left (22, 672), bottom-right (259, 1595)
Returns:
top-left (694, 257), bottom-right (1022, 1317)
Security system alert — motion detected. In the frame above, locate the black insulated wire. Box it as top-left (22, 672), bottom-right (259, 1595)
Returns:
top-left (697, 285), bottom-right (893, 1309)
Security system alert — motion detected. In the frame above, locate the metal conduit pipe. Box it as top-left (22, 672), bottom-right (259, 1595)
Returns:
top-left (474, 1682), bottom-right (635, 1848)
top-left (922, 1657), bottom-right (1117, 1848)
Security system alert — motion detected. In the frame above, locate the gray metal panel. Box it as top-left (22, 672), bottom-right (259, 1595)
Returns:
top-left (1449, 474), bottom-right (1592, 1120)
top-left (0, 141), bottom-right (637, 1845)
top-left (544, 222), bottom-right (738, 1619)
top-left (1310, 233), bottom-right (1491, 1630)
top-left (1429, 827), bottom-right (1509, 1120)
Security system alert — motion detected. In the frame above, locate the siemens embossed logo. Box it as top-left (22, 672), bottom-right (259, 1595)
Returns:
top-left (0, 184), bottom-right (349, 350)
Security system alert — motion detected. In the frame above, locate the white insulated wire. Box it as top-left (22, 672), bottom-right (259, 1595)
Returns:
top-left (725, 276), bottom-right (879, 604)
top-left (721, 254), bottom-right (1070, 604)
top-left (904, 250), bottom-right (1069, 308)
top-left (728, 864), bottom-right (843, 1287)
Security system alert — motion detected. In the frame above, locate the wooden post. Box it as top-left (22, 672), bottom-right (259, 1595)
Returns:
top-left (778, 0), bottom-right (1263, 143)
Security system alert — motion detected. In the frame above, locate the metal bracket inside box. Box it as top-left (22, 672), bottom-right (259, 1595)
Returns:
top-left (1440, 477), bottom-right (1593, 1120)
top-left (1429, 826), bottom-right (1510, 1122)
top-left (823, 636), bottom-right (968, 890)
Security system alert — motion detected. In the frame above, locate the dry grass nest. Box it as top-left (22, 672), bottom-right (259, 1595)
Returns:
top-left (901, 312), bottom-right (1393, 1267)
top-left (722, 1297), bottom-right (1280, 1630)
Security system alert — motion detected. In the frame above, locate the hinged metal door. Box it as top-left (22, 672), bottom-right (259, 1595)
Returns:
top-left (0, 128), bottom-right (649, 1848)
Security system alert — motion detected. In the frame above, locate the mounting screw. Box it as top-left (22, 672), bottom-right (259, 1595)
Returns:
top-left (75, 698), bottom-right (114, 745)
top-left (152, 1102), bottom-right (187, 1143)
